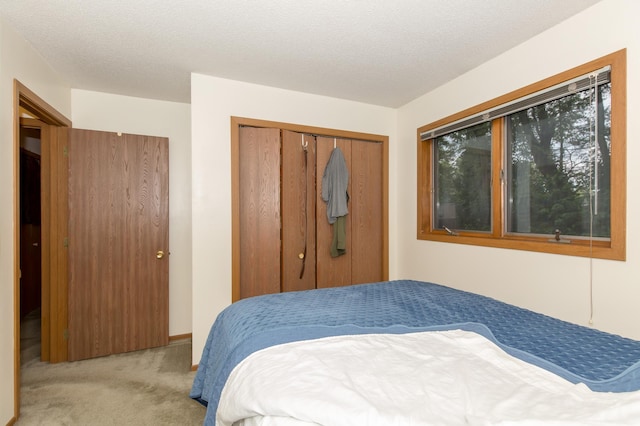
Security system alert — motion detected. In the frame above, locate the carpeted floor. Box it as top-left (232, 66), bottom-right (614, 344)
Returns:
top-left (17, 310), bottom-right (206, 425)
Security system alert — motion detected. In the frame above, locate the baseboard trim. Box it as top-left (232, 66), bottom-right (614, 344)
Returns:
top-left (169, 333), bottom-right (192, 342)
top-left (191, 364), bottom-right (199, 371)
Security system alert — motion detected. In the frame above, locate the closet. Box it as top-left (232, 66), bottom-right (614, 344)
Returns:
top-left (233, 119), bottom-right (387, 300)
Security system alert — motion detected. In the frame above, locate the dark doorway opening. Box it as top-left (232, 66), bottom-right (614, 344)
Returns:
top-left (19, 123), bottom-right (42, 366)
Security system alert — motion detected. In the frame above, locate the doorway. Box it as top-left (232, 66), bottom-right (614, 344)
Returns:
top-left (12, 81), bottom-right (171, 419)
top-left (19, 120), bottom-right (43, 367)
top-left (13, 80), bottom-right (72, 419)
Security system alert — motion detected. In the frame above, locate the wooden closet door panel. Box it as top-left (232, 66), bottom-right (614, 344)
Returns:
top-left (282, 131), bottom-right (316, 292)
top-left (239, 127), bottom-right (282, 298)
top-left (316, 136), bottom-right (352, 288)
top-left (350, 140), bottom-right (383, 284)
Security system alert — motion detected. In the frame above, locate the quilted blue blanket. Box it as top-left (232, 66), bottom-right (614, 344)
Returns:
top-left (191, 280), bottom-right (640, 421)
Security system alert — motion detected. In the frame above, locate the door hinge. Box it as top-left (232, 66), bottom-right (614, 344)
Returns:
top-left (63, 329), bottom-right (69, 340)
top-left (63, 237), bottom-right (69, 248)
top-left (63, 146), bottom-right (68, 157)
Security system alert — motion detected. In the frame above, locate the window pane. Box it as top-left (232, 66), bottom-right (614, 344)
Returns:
top-left (434, 122), bottom-right (492, 232)
top-left (506, 84), bottom-right (611, 238)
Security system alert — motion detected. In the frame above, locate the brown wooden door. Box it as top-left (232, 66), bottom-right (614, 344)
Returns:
top-left (238, 126), bottom-right (282, 299)
top-left (350, 139), bottom-right (383, 284)
top-left (316, 137), bottom-right (383, 288)
top-left (316, 137), bottom-right (352, 288)
top-left (282, 130), bottom-right (316, 293)
top-left (67, 129), bottom-right (169, 361)
top-left (235, 122), bottom-right (386, 300)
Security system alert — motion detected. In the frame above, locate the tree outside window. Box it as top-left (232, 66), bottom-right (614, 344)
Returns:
top-left (418, 50), bottom-right (625, 260)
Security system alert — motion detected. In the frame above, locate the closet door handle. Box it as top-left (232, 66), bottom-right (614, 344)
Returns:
top-left (156, 250), bottom-right (165, 259)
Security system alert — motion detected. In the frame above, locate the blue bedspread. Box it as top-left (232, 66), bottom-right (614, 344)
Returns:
top-left (191, 280), bottom-right (640, 422)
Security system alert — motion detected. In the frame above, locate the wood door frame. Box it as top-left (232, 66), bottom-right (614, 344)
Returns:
top-left (13, 80), bottom-right (71, 419)
top-left (231, 116), bottom-right (389, 302)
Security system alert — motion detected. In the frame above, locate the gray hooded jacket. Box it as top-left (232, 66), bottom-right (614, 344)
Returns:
top-left (321, 147), bottom-right (349, 224)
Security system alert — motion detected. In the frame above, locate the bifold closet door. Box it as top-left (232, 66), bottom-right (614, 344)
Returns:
top-left (316, 136), bottom-right (383, 288)
top-left (282, 130), bottom-right (317, 293)
top-left (238, 126), bottom-right (282, 299)
top-left (316, 137), bottom-right (352, 288)
top-left (238, 126), bottom-right (384, 298)
top-left (350, 139), bottom-right (383, 284)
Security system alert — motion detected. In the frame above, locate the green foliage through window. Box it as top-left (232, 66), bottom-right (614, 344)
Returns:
top-left (434, 122), bottom-right (492, 232)
top-left (506, 84), bottom-right (611, 238)
top-left (419, 50), bottom-right (625, 260)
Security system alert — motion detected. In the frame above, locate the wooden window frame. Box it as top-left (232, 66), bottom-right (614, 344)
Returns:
top-left (417, 49), bottom-right (626, 261)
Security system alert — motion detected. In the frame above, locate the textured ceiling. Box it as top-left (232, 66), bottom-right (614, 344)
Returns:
top-left (0, 0), bottom-right (601, 107)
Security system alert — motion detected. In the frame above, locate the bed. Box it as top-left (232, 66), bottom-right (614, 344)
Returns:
top-left (190, 280), bottom-right (640, 425)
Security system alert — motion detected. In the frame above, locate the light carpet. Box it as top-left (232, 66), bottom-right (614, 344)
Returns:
top-left (18, 311), bottom-right (206, 425)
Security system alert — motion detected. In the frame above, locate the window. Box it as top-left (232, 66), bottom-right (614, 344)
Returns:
top-left (434, 122), bottom-right (492, 233)
top-left (417, 50), bottom-right (626, 260)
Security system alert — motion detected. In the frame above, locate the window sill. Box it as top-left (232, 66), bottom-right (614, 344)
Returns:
top-left (417, 230), bottom-right (624, 261)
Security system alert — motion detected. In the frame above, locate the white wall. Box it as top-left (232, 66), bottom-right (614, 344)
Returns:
top-left (71, 89), bottom-right (192, 336)
top-left (190, 75), bottom-right (398, 363)
top-left (0, 18), bottom-right (71, 425)
top-left (397, 0), bottom-right (640, 340)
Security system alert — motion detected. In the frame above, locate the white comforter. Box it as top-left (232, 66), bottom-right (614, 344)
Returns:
top-left (216, 330), bottom-right (640, 425)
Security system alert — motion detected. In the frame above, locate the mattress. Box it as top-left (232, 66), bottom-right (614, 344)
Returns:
top-left (191, 280), bottom-right (640, 418)
top-left (217, 330), bottom-right (640, 426)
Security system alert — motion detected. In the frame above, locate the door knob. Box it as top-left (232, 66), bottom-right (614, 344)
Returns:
top-left (156, 250), bottom-right (165, 259)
